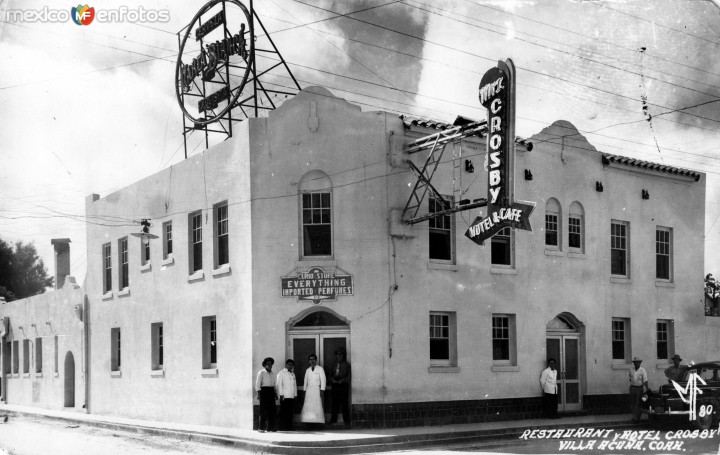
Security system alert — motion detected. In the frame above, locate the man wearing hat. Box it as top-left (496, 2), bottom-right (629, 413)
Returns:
top-left (664, 354), bottom-right (687, 383)
top-left (628, 356), bottom-right (649, 422)
top-left (255, 357), bottom-right (277, 432)
top-left (329, 348), bottom-right (351, 427)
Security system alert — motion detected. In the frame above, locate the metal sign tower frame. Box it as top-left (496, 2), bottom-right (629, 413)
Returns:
top-left (176, 0), bottom-right (301, 158)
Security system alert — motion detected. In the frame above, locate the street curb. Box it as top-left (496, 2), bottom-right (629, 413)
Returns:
top-left (5, 410), bottom-right (640, 454)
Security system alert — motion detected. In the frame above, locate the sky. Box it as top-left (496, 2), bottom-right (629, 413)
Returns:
top-left (1, 0), bottom-right (720, 286)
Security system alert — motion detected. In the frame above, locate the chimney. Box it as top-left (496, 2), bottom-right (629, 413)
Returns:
top-left (50, 238), bottom-right (71, 290)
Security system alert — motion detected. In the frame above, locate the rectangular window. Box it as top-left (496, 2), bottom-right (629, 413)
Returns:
top-left (151, 323), bottom-right (163, 371)
top-left (545, 213), bottom-right (559, 248)
top-left (54, 335), bottom-right (58, 374)
top-left (2, 340), bottom-right (10, 375)
top-left (111, 328), bottom-right (121, 372)
top-left (12, 340), bottom-right (19, 374)
top-left (163, 221), bottom-right (173, 259)
top-left (656, 227), bottom-right (672, 281)
top-left (214, 202), bottom-right (229, 267)
top-left (202, 316), bottom-right (217, 369)
top-left (611, 221), bottom-right (629, 277)
top-left (35, 337), bottom-right (42, 374)
top-left (141, 240), bottom-right (150, 266)
top-left (491, 227), bottom-right (512, 266)
top-left (22, 339), bottom-right (29, 374)
top-left (118, 237), bottom-right (129, 289)
top-left (189, 211), bottom-right (203, 273)
top-left (569, 216), bottom-right (582, 250)
top-left (657, 320), bottom-right (674, 360)
top-left (612, 318), bottom-right (631, 362)
top-left (429, 312), bottom-right (457, 366)
top-left (302, 192), bottom-right (332, 257)
top-left (103, 243), bottom-right (112, 293)
top-left (429, 196), bottom-right (454, 262)
top-left (492, 314), bottom-right (517, 365)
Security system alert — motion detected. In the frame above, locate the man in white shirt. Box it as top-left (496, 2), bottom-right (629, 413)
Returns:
top-left (255, 357), bottom-right (277, 432)
top-left (539, 358), bottom-right (559, 419)
top-left (276, 359), bottom-right (297, 431)
top-left (629, 356), bottom-right (649, 422)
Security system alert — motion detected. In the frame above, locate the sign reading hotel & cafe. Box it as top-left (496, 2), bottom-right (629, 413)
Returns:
top-left (465, 59), bottom-right (535, 245)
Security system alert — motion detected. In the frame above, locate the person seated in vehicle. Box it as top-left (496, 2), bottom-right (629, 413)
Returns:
top-left (664, 354), bottom-right (687, 383)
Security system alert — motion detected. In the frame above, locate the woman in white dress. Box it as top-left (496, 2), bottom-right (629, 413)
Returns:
top-left (300, 354), bottom-right (326, 423)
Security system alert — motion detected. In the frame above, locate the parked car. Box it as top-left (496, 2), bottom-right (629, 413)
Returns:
top-left (643, 361), bottom-right (720, 430)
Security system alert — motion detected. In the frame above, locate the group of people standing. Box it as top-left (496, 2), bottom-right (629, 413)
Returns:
top-left (540, 354), bottom-right (688, 422)
top-left (255, 349), bottom-right (352, 432)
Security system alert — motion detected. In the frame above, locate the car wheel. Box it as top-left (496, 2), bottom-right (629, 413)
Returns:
top-left (693, 403), bottom-right (714, 430)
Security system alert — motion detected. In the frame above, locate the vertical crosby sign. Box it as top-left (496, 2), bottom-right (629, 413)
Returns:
top-left (480, 64), bottom-right (510, 209)
top-left (465, 59), bottom-right (535, 245)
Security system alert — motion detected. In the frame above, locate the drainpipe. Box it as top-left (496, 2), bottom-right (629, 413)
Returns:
top-left (82, 297), bottom-right (89, 412)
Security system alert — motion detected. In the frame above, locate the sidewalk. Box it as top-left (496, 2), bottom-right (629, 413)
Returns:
top-left (0, 404), bottom-right (637, 454)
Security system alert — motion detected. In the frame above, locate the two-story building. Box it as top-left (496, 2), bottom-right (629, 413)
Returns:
top-left (78, 86), bottom-right (706, 429)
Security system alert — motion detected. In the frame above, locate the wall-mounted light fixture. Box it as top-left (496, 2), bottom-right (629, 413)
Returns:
top-left (596, 181), bottom-right (604, 192)
top-left (524, 169), bottom-right (533, 180)
top-left (130, 219), bottom-right (159, 245)
top-left (642, 189), bottom-right (649, 200)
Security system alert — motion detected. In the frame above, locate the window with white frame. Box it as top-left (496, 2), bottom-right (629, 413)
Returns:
top-left (151, 322), bottom-right (163, 371)
top-left (299, 171), bottom-right (333, 259)
top-left (22, 339), bottom-right (29, 374)
top-left (491, 227), bottom-right (513, 266)
top-left (429, 196), bottom-right (454, 262)
top-left (612, 318), bottom-right (631, 362)
top-left (12, 340), bottom-right (18, 374)
top-left (656, 227), bottom-right (672, 281)
top-left (54, 335), bottom-right (58, 375)
top-left (2, 340), bottom-right (10, 375)
top-left (545, 198), bottom-right (560, 249)
top-left (111, 328), bottom-right (121, 372)
top-left (611, 221), bottom-right (629, 277)
top-left (657, 320), bottom-right (674, 360)
top-left (429, 312), bottom-right (457, 366)
top-left (202, 316), bottom-right (217, 369)
top-left (102, 243), bottom-right (112, 293)
top-left (35, 337), bottom-right (42, 373)
top-left (189, 211), bottom-right (203, 273)
top-left (301, 192), bottom-right (332, 257)
top-left (568, 201), bottom-right (584, 252)
top-left (118, 237), bottom-right (129, 289)
top-left (162, 221), bottom-right (173, 259)
top-left (492, 314), bottom-right (516, 365)
top-left (214, 202), bottom-right (229, 268)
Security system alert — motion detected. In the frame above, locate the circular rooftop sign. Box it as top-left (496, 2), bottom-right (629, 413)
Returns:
top-left (175, 0), bottom-right (254, 125)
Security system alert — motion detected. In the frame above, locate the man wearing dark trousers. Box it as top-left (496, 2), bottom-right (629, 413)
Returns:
top-left (276, 359), bottom-right (297, 431)
top-left (540, 358), bottom-right (559, 419)
top-left (255, 357), bottom-right (277, 432)
top-left (329, 349), bottom-right (351, 427)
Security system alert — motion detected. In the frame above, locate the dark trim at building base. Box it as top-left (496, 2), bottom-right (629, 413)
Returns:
top-left (253, 394), bottom-right (630, 429)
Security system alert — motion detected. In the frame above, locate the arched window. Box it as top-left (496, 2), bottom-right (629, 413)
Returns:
top-left (545, 198), bottom-right (561, 250)
top-left (568, 201), bottom-right (584, 253)
top-left (299, 170), bottom-right (333, 258)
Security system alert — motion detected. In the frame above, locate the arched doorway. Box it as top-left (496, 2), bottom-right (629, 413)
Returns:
top-left (64, 351), bottom-right (75, 408)
top-left (546, 313), bottom-right (585, 413)
top-left (287, 308), bottom-right (350, 423)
